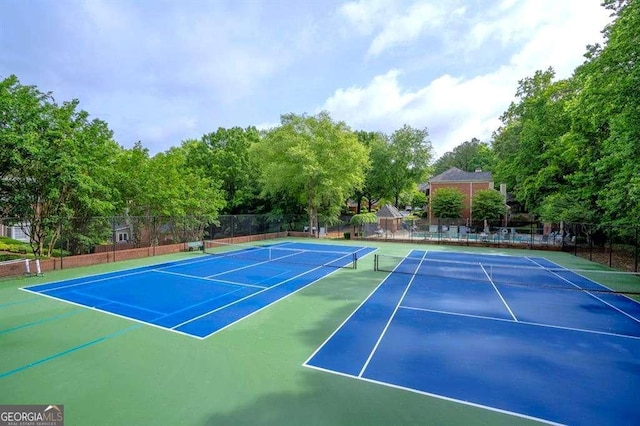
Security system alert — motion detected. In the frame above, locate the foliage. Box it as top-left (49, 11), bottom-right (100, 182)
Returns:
top-left (490, 0), bottom-right (639, 230)
top-left (349, 212), bottom-right (377, 226)
top-left (386, 125), bottom-right (433, 207)
top-left (353, 131), bottom-right (389, 213)
top-left (0, 75), bottom-right (122, 257)
top-left (350, 212), bottom-right (377, 237)
top-left (2, 0), bottom-right (639, 253)
top-left (432, 138), bottom-right (495, 176)
top-left (253, 112), bottom-right (369, 236)
top-left (183, 126), bottom-right (260, 213)
top-left (492, 68), bottom-right (573, 213)
top-left (472, 189), bottom-right (506, 221)
top-left (431, 188), bottom-right (464, 219)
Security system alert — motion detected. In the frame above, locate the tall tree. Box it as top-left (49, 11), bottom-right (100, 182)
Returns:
top-left (492, 68), bottom-right (573, 214)
top-left (353, 131), bottom-right (389, 213)
top-left (432, 138), bottom-right (495, 176)
top-left (386, 125), bottom-right (433, 207)
top-left (184, 127), bottom-right (260, 214)
top-left (578, 0), bottom-right (640, 227)
top-left (0, 76), bottom-right (123, 256)
top-left (252, 112), bottom-right (369, 236)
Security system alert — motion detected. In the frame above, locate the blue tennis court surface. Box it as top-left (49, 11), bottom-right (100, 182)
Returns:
top-left (305, 250), bottom-right (640, 425)
top-left (23, 242), bottom-right (375, 339)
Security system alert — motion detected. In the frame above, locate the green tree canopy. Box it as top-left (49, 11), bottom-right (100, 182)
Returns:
top-left (386, 125), bottom-right (433, 207)
top-left (183, 126), bottom-right (260, 214)
top-left (432, 138), bottom-right (495, 176)
top-left (472, 189), bottom-right (506, 221)
top-left (252, 112), bottom-right (369, 235)
top-left (0, 75), bottom-right (123, 256)
top-left (353, 131), bottom-right (389, 213)
top-left (431, 188), bottom-right (464, 220)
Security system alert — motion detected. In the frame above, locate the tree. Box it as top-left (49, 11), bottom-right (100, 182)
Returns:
top-left (349, 212), bottom-right (377, 237)
top-left (184, 126), bottom-right (260, 214)
top-left (353, 131), bottom-right (389, 213)
top-left (113, 143), bottom-right (226, 246)
top-left (252, 112), bottom-right (369, 236)
top-left (0, 76), bottom-right (124, 257)
top-left (386, 125), bottom-right (433, 207)
top-left (431, 188), bottom-right (464, 220)
top-left (574, 0), bottom-right (640, 227)
top-left (432, 138), bottom-right (495, 176)
top-left (492, 68), bottom-right (573, 214)
top-left (472, 190), bottom-right (506, 221)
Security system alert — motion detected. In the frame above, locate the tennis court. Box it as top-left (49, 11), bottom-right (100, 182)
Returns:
top-left (22, 242), bottom-right (375, 339)
top-left (305, 250), bottom-right (640, 425)
top-left (3, 240), bottom-right (640, 424)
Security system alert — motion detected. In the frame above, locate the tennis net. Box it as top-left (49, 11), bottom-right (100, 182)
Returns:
top-left (373, 254), bottom-right (640, 296)
top-left (205, 241), bottom-right (358, 269)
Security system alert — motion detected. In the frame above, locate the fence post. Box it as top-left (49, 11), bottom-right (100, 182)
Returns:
top-left (609, 225), bottom-right (613, 268)
top-left (589, 224), bottom-right (593, 261)
top-left (112, 217), bottom-right (116, 263)
top-left (60, 217), bottom-right (64, 270)
top-left (152, 216), bottom-right (156, 256)
top-left (635, 226), bottom-right (638, 273)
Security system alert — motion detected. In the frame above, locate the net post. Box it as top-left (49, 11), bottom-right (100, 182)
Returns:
top-left (374, 254), bottom-right (378, 271)
top-left (352, 252), bottom-right (357, 269)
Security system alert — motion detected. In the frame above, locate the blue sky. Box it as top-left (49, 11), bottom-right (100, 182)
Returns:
top-left (0, 0), bottom-right (612, 156)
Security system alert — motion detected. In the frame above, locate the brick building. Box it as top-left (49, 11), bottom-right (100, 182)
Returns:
top-left (427, 167), bottom-right (504, 225)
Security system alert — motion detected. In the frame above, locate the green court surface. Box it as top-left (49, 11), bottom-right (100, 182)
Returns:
top-left (0, 238), bottom-right (631, 425)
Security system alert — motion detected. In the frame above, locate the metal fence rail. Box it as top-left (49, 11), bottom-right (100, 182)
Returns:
top-left (1, 215), bottom-right (638, 273)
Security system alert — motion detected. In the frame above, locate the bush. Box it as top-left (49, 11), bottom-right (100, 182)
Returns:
top-left (0, 254), bottom-right (22, 262)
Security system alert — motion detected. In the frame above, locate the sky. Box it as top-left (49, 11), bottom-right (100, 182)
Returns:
top-left (0, 0), bottom-right (613, 157)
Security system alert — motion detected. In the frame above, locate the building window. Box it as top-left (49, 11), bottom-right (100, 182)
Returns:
top-left (12, 226), bottom-right (29, 242)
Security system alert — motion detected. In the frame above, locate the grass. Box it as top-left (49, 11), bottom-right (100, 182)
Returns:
top-left (0, 238), bottom-right (635, 425)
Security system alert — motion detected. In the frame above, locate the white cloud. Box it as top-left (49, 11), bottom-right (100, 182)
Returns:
top-left (339, 0), bottom-right (449, 56)
top-left (339, 0), bottom-right (392, 35)
top-left (325, 0), bottom-right (612, 158)
top-left (368, 2), bottom-right (445, 56)
top-left (464, 0), bottom-right (610, 77)
top-left (321, 68), bottom-right (513, 156)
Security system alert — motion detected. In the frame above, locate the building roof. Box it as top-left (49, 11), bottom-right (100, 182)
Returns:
top-left (376, 204), bottom-right (404, 219)
top-left (429, 167), bottom-right (493, 183)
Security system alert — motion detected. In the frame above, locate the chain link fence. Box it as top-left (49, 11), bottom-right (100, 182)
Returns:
top-left (2, 214), bottom-right (638, 273)
top-left (333, 216), bottom-right (639, 273)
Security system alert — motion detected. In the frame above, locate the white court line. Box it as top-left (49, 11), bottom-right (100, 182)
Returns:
top-left (22, 254), bottom-right (216, 293)
top-left (34, 269), bottom-right (151, 293)
top-left (303, 248), bottom-right (403, 367)
top-left (528, 256), bottom-right (640, 307)
top-left (357, 250), bottom-right (428, 378)
top-left (526, 257), bottom-right (640, 324)
top-left (302, 363), bottom-right (562, 426)
top-left (154, 269), bottom-right (267, 289)
top-left (399, 305), bottom-right (640, 340)
top-left (72, 291), bottom-right (166, 315)
top-left (171, 249), bottom-right (367, 331)
top-left (479, 264), bottom-right (518, 322)
top-left (191, 246), bottom-right (377, 339)
top-left (20, 287), bottom-right (202, 340)
top-left (400, 305), bottom-right (516, 323)
top-left (21, 243), bottom-right (373, 340)
top-left (303, 249), bottom-right (402, 367)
